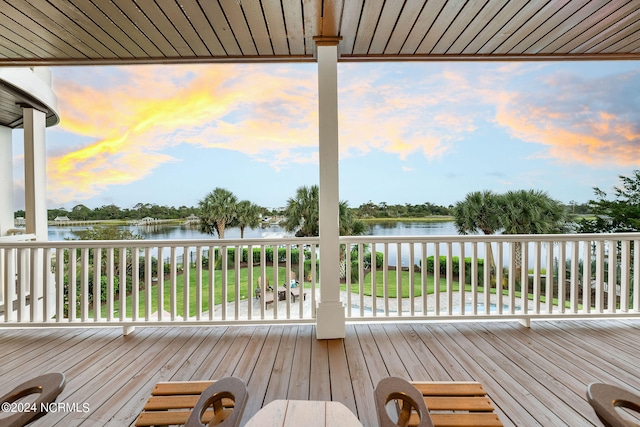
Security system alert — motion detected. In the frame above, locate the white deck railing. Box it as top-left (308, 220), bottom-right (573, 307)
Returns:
top-left (340, 233), bottom-right (640, 322)
top-left (0, 238), bottom-right (319, 326)
top-left (0, 233), bottom-right (639, 327)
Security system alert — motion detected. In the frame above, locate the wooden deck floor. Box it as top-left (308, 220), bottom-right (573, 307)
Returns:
top-left (1, 319), bottom-right (639, 426)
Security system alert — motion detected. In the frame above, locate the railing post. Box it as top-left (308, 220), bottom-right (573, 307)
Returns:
top-left (314, 35), bottom-right (345, 339)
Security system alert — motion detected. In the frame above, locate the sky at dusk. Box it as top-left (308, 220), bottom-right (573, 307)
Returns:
top-left (10, 60), bottom-right (640, 210)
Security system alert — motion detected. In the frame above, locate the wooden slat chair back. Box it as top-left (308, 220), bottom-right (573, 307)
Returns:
top-left (135, 379), bottom-right (245, 427)
top-left (375, 377), bottom-right (434, 427)
top-left (409, 381), bottom-right (503, 427)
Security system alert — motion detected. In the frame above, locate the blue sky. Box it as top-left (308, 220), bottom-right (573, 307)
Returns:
top-left (11, 60), bottom-right (640, 210)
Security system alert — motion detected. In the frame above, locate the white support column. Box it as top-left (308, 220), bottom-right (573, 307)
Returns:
top-left (23, 107), bottom-right (48, 241)
top-left (314, 36), bottom-right (345, 339)
top-left (23, 107), bottom-right (47, 322)
top-left (0, 126), bottom-right (13, 236)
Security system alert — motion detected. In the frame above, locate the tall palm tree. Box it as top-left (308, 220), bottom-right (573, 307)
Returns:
top-left (283, 185), bottom-right (366, 279)
top-left (453, 190), bottom-right (502, 277)
top-left (282, 185), bottom-right (365, 237)
top-left (198, 187), bottom-right (238, 239)
top-left (500, 189), bottom-right (567, 269)
top-left (234, 200), bottom-right (261, 238)
top-left (282, 185), bottom-right (320, 237)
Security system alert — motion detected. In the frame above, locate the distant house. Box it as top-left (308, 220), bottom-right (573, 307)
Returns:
top-left (185, 214), bottom-right (199, 221)
top-left (54, 216), bottom-right (70, 224)
top-left (139, 217), bottom-right (155, 224)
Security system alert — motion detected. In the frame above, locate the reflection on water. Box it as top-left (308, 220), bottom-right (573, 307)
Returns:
top-left (364, 220), bottom-right (458, 236)
top-left (49, 220), bottom-right (458, 241)
top-left (48, 223), bottom-right (291, 241)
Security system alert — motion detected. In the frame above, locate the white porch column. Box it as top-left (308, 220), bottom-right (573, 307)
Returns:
top-left (0, 126), bottom-right (13, 236)
top-left (314, 36), bottom-right (345, 339)
top-left (23, 107), bottom-right (48, 241)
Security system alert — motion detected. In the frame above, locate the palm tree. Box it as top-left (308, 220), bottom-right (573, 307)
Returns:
top-left (282, 185), bottom-right (365, 237)
top-left (500, 189), bottom-right (567, 269)
top-left (453, 190), bottom-right (502, 278)
top-left (282, 185), bottom-right (320, 237)
top-left (453, 190), bottom-right (502, 235)
top-left (198, 188), bottom-right (238, 239)
top-left (283, 185), bottom-right (366, 279)
top-left (234, 200), bottom-right (261, 238)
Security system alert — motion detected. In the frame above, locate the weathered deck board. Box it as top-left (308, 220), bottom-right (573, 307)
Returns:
top-left (0, 319), bottom-right (638, 426)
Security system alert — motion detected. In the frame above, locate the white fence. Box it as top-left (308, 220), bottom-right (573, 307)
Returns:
top-left (340, 233), bottom-right (640, 321)
top-left (1, 233), bottom-right (639, 327)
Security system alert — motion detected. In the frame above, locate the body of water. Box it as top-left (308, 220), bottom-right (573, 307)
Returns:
top-left (45, 220), bottom-right (578, 269)
top-left (47, 220), bottom-right (458, 242)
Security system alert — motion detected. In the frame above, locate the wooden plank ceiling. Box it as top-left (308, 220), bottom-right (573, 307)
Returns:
top-left (1, 0), bottom-right (640, 66)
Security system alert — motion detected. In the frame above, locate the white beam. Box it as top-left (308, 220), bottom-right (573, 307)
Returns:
top-left (23, 107), bottom-right (48, 240)
top-left (0, 126), bottom-right (13, 236)
top-left (315, 37), bottom-right (345, 339)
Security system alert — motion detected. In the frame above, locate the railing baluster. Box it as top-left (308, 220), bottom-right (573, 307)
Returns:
top-left (69, 247), bottom-right (77, 322)
top-left (119, 247), bottom-right (127, 322)
top-left (459, 243), bottom-right (465, 315)
top-left (371, 242), bottom-right (376, 317)
top-left (421, 242), bottom-right (427, 316)
top-left (620, 240), bottom-right (630, 313)
top-left (409, 243), bottom-right (415, 316)
top-left (298, 243), bottom-right (304, 319)
top-left (105, 247), bottom-right (113, 322)
top-left (248, 244), bottom-right (254, 320)
top-left (345, 244), bottom-right (351, 318)
top-left (80, 247), bottom-right (89, 322)
top-left (311, 244), bottom-right (317, 318)
top-left (470, 242), bottom-right (477, 315)
top-left (558, 242), bottom-right (566, 313)
top-left (170, 247), bottom-right (177, 321)
top-left (582, 240), bottom-right (591, 314)
top-left (521, 242), bottom-right (528, 316)
top-left (55, 248), bottom-right (65, 322)
top-left (196, 246), bottom-right (203, 320)
top-left (259, 245), bottom-right (266, 319)
top-left (145, 247), bottom-right (152, 321)
top-left (248, 245), bottom-right (254, 320)
top-left (545, 241), bottom-right (554, 314)
top-left (446, 242), bottom-right (453, 315)
top-left (383, 243), bottom-right (389, 315)
top-left (634, 240), bottom-right (640, 312)
top-left (183, 246), bottom-right (190, 321)
top-left (44, 248), bottom-right (53, 322)
top-left (132, 247), bottom-right (139, 321)
top-left (209, 245), bottom-right (215, 321)
top-left (157, 247), bottom-right (164, 322)
top-left (533, 242), bottom-right (541, 314)
top-left (508, 242), bottom-right (515, 315)
top-left (483, 242), bottom-right (490, 315)
top-left (93, 248), bottom-right (102, 321)
top-left (434, 242), bottom-right (440, 315)
top-left (595, 240), bottom-right (604, 313)
top-left (608, 240), bottom-right (617, 313)
top-left (358, 243), bottom-right (364, 317)
top-left (397, 243), bottom-right (402, 317)
top-left (570, 241), bottom-right (579, 314)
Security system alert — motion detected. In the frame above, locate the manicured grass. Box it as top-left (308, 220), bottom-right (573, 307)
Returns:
top-left (93, 265), bottom-right (303, 319)
top-left (341, 270), bottom-right (462, 298)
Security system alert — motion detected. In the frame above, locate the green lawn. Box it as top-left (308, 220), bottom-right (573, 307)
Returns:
top-left (342, 270), bottom-right (463, 298)
top-left (91, 265), bottom-right (302, 319)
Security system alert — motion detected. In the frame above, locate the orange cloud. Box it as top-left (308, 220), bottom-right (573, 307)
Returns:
top-left (494, 75), bottom-right (640, 167)
top-left (49, 64), bottom-right (318, 202)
